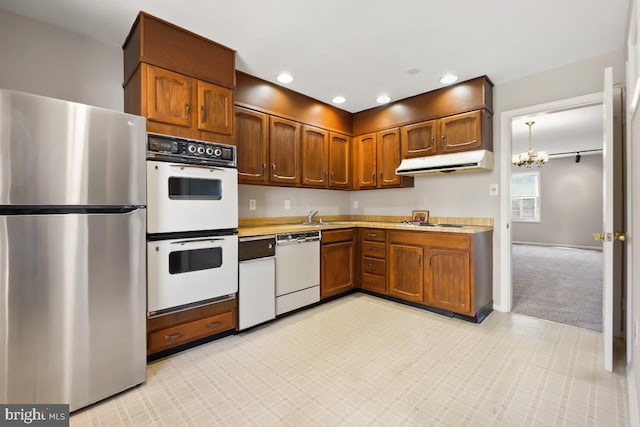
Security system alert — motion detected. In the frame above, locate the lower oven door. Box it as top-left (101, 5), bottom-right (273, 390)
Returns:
top-left (147, 234), bottom-right (238, 314)
top-left (147, 160), bottom-right (239, 234)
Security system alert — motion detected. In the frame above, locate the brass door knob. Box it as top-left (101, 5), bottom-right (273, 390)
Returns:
top-left (593, 232), bottom-right (605, 241)
top-left (614, 231), bottom-right (626, 242)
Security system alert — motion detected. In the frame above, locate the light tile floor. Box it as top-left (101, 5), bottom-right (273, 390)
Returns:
top-left (71, 294), bottom-right (629, 426)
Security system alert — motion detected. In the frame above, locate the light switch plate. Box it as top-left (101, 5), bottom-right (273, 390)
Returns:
top-left (489, 184), bottom-right (499, 196)
top-left (353, 200), bottom-right (359, 208)
top-left (284, 199), bottom-right (291, 210)
top-left (249, 199), bottom-right (256, 210)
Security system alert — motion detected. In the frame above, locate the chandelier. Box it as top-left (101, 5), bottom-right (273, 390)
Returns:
top-left (512, 121), bottom-right (549, 168)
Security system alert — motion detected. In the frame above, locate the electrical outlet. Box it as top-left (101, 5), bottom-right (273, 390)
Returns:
top-left (489, 184), bottom-right (499, 196)
top-left (249, 199), bottom-right (256, 210)
top-left (284, 199), bottom-right (291, 210)
top-left (353, 200), bottom-right (359, 208)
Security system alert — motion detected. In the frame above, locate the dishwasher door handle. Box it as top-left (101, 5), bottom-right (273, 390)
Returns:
top-left (239, 256), bottom-right (276, 264)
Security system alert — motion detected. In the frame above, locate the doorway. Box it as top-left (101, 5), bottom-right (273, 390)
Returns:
top-left (509, 105), bottom-right (604, 331)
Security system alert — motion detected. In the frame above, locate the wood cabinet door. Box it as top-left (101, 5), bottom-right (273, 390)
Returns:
top-left (401, 120), bottom-right (438, 158)
top-left (146, 65), bottom-right (192, 127)
top-left (321, 241), bottom-right (355, 298)
top-left (377, 128), bottom-right (401, 187)
top-left (354, 133), bottom-right (377, 189)
top-left (388, 243), bottom-right (424, 302)
top-left (328, 132), bottom-right (351, 189)
top-left (425, 249), bottom-right (471, 314)
top-left (438, 110), bottom-right (482, 154)
top-left (269, 117), bottom-right (300, 185)
top-left (197, 81), bottom-right (233, 135)
top-left (235, 106), bottom-right (269, 184)
top-left (301, 125), bottom-right (329, 187)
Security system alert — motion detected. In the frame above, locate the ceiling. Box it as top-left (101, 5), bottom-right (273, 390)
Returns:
top-left (511, 105), bottom-right (604, 156)
top-left (0, 0), bottom-right (629, 113)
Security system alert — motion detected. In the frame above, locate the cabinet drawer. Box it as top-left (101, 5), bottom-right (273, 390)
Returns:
top-left (362, 241), bottom-right (385, 258)
top-left (362, 257), bottom-right (385, 275)
top-left (362, 273), bottom-right (386, 293)
top-left (361, 228), bottom-right (386, 242)
top-left (322, 228), bottom-right (354, 244)
top-left (148, 311), bottom-right (234, 353)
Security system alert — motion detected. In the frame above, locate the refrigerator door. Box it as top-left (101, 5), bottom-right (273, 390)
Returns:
top-left (0, 209), bottom-right (146, 411)
top-left (0, 89), bottom-right (146, 207)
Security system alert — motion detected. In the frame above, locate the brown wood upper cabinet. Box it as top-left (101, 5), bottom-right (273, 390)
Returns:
top-left (197, 81), bottom-right (233, 135)
top-left (146, 66), bottom-right (192, 128)
top-left (328, 132), bottom-right (351, 189)
top-left (301, 125), bottom-right (329, 187)
top-left (269, 117), bottom-right (301, 185)
top-left (354, 129), bottom-right (413, 189)
top-left (235, 106), bottom-right (269, 184)
top-left (400, 109), bottom-right (491, 159)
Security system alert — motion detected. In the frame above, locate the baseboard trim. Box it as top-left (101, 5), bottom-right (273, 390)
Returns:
top-left (628, 365), bottom-right (640, 427)
top-left (493, 303), bottom-right (509, 312)
top-left (512, 241), bottom-right (602, 251)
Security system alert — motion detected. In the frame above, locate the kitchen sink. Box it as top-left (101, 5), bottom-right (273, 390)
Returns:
top-left (299, 221), bottom-right (350, 226)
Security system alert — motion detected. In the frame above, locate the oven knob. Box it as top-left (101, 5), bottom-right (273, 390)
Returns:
top-left (197, 146), bottom-right (205, 155)
top-left (206, 147), bottom-right (214, 156)
top-left (187, 144), bottom-right (197, 154)
top-left (213, 148), bottom-right (222, 157)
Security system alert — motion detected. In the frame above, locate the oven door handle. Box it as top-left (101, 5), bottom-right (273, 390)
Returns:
top-left (169, 163), bottom-right (226, 172)
top-left (170, 237), bottom-right (226, 245)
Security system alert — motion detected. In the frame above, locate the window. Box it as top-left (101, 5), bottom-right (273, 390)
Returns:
top-left (512, 171), bottom-right (540, 222)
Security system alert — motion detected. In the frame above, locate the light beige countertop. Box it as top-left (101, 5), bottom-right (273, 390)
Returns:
top-left (238, 216), bottom-right (493, 237)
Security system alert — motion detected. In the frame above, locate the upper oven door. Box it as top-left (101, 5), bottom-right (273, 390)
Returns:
top-left (147, 234), bottom-right (238, 313)
top-left (147, 160), bottom-right (238, 234)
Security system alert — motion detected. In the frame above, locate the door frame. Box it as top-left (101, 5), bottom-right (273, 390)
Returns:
top-left (498, 91), bottom-right (604, 312)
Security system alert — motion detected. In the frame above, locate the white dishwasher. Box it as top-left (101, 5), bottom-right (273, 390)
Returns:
top-left (238, 235), bottom-right (276, 330)
top-left (275, 231), bottom-right (321, 315)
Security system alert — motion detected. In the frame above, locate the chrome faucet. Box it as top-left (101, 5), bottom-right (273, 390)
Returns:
top-left (307, 210), bottom-right (319, 223)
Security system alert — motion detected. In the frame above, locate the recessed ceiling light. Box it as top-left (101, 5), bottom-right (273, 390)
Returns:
top-left (376, 95), bottom-right (391, 104)
top-left (276, 73), bottom-right (293, 84)
top-left (332, 96), bottom-right (346, 104)
top-left (406, 68), bottom-right (420, 75)
top-left (440, 74), bottom-right (458, 84)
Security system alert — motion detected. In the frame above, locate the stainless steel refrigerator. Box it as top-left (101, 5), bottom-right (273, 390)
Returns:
top-left (0, 89), bottom-right (147, 411)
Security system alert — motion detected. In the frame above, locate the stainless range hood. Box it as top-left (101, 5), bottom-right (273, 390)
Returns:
top-left (395, 149), bottom-right (493, 176)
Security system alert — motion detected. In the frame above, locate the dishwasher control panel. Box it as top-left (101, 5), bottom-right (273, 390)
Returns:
top-left (276, 231), bottom-right (321, 245)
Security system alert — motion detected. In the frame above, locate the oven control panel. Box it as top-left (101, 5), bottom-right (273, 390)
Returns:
top-left (147, 133), bottom-right (236, 167)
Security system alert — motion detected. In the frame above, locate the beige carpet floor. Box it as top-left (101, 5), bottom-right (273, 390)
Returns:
top-left (512, 244), bottom-right (602, 331)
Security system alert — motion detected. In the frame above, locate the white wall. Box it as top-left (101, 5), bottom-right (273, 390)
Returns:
top-left (512, 154), bottom-right (603, 249)
top-left (238, 185), bottom-right (350, 218)
top-left (0, 9), bottom-right (123, 111)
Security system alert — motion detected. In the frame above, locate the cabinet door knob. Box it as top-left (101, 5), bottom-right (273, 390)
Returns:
top-left (262, 163), bottom-right (267, 172)
top-left (272, 164), bottom-right (276, 170)
top-left (184, 103), bottom-right (191, 118)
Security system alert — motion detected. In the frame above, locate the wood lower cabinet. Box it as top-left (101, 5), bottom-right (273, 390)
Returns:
top-left (269, 117), bottom-right (301, 185)
top-left (321, 229), bottom-right (355, 298)
top-left (354, 129), bottom-right (413, 190)
top-left (388, 243), bottom-right (424, 302)
top-left (399, 109), bottom-right (492, 159)
top-left (387, 230), bottom-right (492, 318)
top-left (359, 228), bottom-right (387, 293)
top-left (425, 248), bottom-right (471, 313)
top-left (146, 298), bottom-right (237, 356)
top-left (235, 106), bottom-right (269, 184)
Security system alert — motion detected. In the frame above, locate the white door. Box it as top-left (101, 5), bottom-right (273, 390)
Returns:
top-left (599, 67), bottom-right (624, 371)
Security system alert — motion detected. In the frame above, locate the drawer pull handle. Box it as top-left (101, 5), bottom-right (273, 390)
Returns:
top-left (368, 234), bottom-right (377, 237)
top-left (367, 263), bottom-right (375, 267)
top-left (369, 248), bottom-right (378, 251)
top-left (206, 321), bottom-right (224, 328)
top-left (368, 279), bottom-right (376, 284)
top-left (164, 331), bottom-right (185, 341)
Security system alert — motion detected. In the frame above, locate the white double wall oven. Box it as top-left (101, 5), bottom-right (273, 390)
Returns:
top-left (146, 133), bottom-right (238, 315)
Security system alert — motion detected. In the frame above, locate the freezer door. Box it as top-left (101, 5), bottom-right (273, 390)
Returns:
top-left (0, 210), bottom-right (147, 411)
top-left (0, 89), bottom-right (146, 206)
